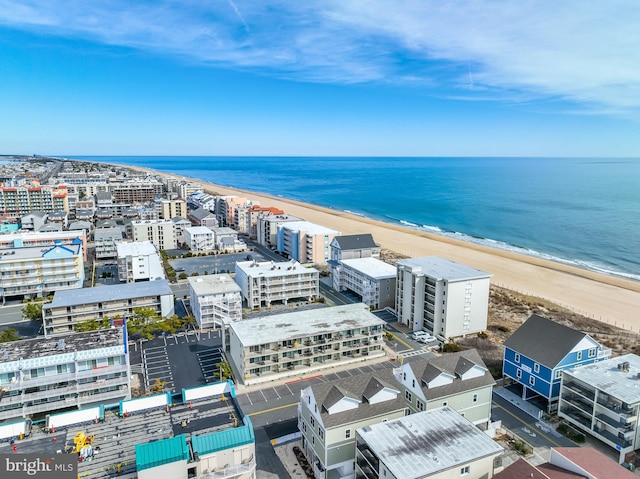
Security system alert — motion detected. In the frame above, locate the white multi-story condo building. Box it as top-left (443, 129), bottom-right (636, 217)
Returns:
top-left (244, 205), bottom-right (284, 239)
top-left (355, 407), bottom-right (503, 479)
top-left (0, 329), bottom-right (130, 421)
top-left (235, 260), bottom-right (319, 308)
top-left (116, 241), bottom-right (165, 283)
top-left (128, 219), bottom-right (177, 251)
top-left (43, 280), bottom-right (174, 336)
top-left (185, 226), bottom-right (215, 252)
top-left (277, 221), bottom-right (340, 264)
top-left (0, 240), bottom-right (84, 302)
top-left (257, 214), bottom-right (301, 247)
top-left (332, 257), bottom-right (396, 310)
top-left (0, 185), bottom-right (69, 218)
top-left (559, 354), bottom-right (640, 463)
top-left (229, 303), bottom-right (386, 386)
top-left (158, 198), bottom-right (187, 220)
top-left (188, 275), bottom-right (242, 330)
top-left (396, 256), bottom-right (491, 338)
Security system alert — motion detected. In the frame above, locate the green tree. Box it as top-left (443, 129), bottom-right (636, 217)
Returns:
top-left (22, 302), bottom-right (43, 321)
top-left (0, 328), bottom-right (20, 342)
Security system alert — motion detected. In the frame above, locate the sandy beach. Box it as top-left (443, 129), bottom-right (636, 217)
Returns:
top-left (121, 163), bottom-right (640, 332)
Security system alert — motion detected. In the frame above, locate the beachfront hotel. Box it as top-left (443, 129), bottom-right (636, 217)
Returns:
top-left (0, 329), bottom-right (130, 421)
top-left (558, 353), bottom-right (640, 464)
top-left (234, 259), bottom-right (319, 308)
top-left (277, 220), bottom-right (340, 264)
top-left (0, 239), bottom-right (84, 303)
top-left (228, 303), bottom-right (385, 386)
top-left (42, 280), bottom-right (175, 336)
top-left (188, 274), bottom-right (243, 330)
top-left (331, 257), bottom-right (396, 310)
top-left (395, 256), bottom-right (491, 339)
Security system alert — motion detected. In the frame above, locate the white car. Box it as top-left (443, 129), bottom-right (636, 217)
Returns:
top-left (410, 331), bottom-right (428, 341)
top-left (418, 334), bottom-right (437, 344)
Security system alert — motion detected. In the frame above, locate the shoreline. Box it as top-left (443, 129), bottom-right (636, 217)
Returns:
top-left (91, 159), bottom-right (640, 332)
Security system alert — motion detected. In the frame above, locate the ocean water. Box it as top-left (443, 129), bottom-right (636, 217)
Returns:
top-left (70, 156), bottom-right (640, 281)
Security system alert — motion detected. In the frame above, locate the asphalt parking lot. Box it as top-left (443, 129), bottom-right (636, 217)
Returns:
top-left (169, 251), bottom-right (267, 276)
top-left (137, 330), bottom-right (223, 393)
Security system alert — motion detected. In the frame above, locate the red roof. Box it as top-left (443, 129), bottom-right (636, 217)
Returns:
top-left (551, 447), bottom-right (637, 479)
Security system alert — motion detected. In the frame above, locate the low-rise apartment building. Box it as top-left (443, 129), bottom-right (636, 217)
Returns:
top-left (212, 226), bottom-right (246, 252)
top-left (0, 240), bottom-right (84, 302)
top-left (277, 221), bottom-right (340, 264)
top-left (229, 303), bottom-right (386, 386)
top-left (396, 256), bottom-right (491, 338)
top-left (235, 260), bottom-right (319, 308)
top-left (559, 353), bottom-right (640, 463)
top-left (0, 230), bottom-right (88, 260)
top-left (188, 275), bottom-right (242, 330)
top-left (128, 219), bottom-right (177, 251)
top-left (355, 407), bottom-right (503, 479)
top-left (257, 214), bottom-right (301, 248)
top-left (116, 241), bottom-right (165, 283)
top-left (185, 226), bottom-right (215, 252)
top-left (94, 227), bottom-right (125, 259)
top-left (42, 280), bottom-right (175, 336)
top-left (0, 329), bottom-right (130, 421)
top-left (332, 257), bottom-right (396, 310)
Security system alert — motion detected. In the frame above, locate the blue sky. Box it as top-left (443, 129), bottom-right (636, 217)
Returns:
top-left (1, 1), bottom-right (639, 157)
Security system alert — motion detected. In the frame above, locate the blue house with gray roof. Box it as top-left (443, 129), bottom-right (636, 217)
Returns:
top-left (503, 314), bottom-right (611, 413)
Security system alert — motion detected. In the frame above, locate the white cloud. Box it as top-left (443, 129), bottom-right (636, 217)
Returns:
top-left (1, 0), bottom-right (639, 112)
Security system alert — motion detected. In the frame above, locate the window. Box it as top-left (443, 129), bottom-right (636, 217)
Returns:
top-left (516, 369), bottom-right (522, 379)
top-left (412, 379), bottom-right (415, 388)
top-left (577, 351), bottom-right (583, 360)
top-left (403, 373), bottom-right (406, 381)
top-left (555, 369), bottom-right (563, 380)
top-left (417, 400), bottom-right (424, 411)
top-left (588, 348), bottom-right (596, 358)
top-left (460, 465), bottom-right (470, 475)
top-left (319, 429), bottom-right (324, 440)
top-left (345, 429), bottom-right (351, 439)
top-left (472, 393), bottom-right (478, 403)
top-left (405, 391), bottom-right (412, 402)
top-left (529, 376), bottom-right (535, 386)
top-left (310, 417), bottom-right (315, 428)
top-left (514, 353), bottom-right (520, 363)
top-left (534, 363), bottom-right (540, 373)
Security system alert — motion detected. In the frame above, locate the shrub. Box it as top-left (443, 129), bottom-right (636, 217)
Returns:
top-left (514, 439), bottom-right (532, 455)
top-left (557, 423), bottom-right (586, 443)
top-left (498, 325), bottom-right (510, 333)
top-left (477, 331), bottom-right (488, 339)
top-left (442, 342), bottom-right (461, 353)
top-left (178, 273), bottom-right (188, 280)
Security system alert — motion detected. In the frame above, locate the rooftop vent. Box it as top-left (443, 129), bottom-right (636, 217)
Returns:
top-left (56, 339), bottom-right (65, 350)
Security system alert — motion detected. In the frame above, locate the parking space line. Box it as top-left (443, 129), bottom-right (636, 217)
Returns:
top-left (273, 388), bottom-right (281, 400)
top-left (285, 384), bottom-right (293, 395)
top-left (260, 389), bottom-right (267, 402)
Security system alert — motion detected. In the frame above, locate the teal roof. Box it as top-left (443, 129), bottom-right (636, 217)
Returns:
top-left (136, 434), bottom-right (189, 471)
top-left (192, 422), bottom-right (255, 456)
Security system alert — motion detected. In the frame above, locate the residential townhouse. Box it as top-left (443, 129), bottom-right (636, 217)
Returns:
top-left (188, 275), bottom-right (242, 330)
top-left (355, 407), bottom-right (503, 479)
top-left (503, 314), bottom-right (611, 414)
top-left (128, 219), bottom-right (178, 251)
top-left (20, 211), bottom-right (48, 231)
top-left (397, 349), bottom-right (495, 428)
top-left (0, 329), bottom-right (130, 421)
top-left (234, 260), bottom-right (319, 308)
top-left (299, 369), bottom-right (408, 479)
top-left (0, 240), bottom-right (84, 302)
top-left (189, 207), bottom-right (219, 228)
top-left (229, 303), bottom-right (386, 386)
top-left (211, 227), bottom-right (246, 252)
top-left (42, 280), bottom-right (174, 336)
top-left (277, 221), bottom-right (340, 264)
top-left (330, 234), bottom-right (380, 262)
top-left (332, 257), bottom-right (396, 310)
top-left (116, 241), bottom-right (165, 283)
top-left (559, 354), bottom-right (640, 463)
top-left (396, 256), bottom-right (491, 338)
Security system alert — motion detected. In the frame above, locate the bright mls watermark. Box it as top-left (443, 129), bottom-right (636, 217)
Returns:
top-left (1, 454), bottom-right (77, 479)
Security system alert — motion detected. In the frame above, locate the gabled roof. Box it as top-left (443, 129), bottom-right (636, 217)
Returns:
top-left (407, 349), bottom-right (495, 400)
top-left (362, 376), bottom-right (397, 402)
top-left (190, 207), bottom-right (216, 221)
top-left (504, 315), bottom-right (593, 369)
top-left (310, 368), bottom-right (406, 428)
top-left (551, 447), bottom-right (637, 479)
top-left (332, 234), bottom-right (378, 250)
top-left (493, 458), bottom-right (584, 479)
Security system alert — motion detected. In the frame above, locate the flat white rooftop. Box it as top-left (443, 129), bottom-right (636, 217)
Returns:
top-left (230, 303), bottom-right (384, 347)
top-left (116, 241), bottom-right (157, 256)
top-left (397, 256), bottom-right (491, 281)
top-left (188, 274), bottom-right (241, 296)
top-left (565, 353), bottom-right (640, 405)
top-left (340, 257), bottom-right (396, 279)
top-left (357, 407), bottom-right (503, 479)
top-left (185, 226), bottom-right (213, 235)
top-left (235, 260), bottom-right (318, 278)
top-left (280, 221), bottom-right (339, 236)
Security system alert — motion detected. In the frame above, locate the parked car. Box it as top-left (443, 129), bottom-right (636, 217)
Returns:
top-left (410, 331), bottom-right (428, 340)
top-left (418, 334), bottom-right (437, 344)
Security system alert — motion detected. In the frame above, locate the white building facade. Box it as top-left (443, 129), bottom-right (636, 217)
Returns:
top-left (185, 226), bottom-right (215, 252)
top-left (396, 256), bottom-right (491, 338)
top-left (276, 221), bottom-right (340, 264)
top-left (332, 257), bottom-right (396, 310)
top-left (129, 219), bottom-right (177, 251)
top-left (188, 275), bottom-right (242, 330)
top-left (116, 241), bottom-right (165, 283)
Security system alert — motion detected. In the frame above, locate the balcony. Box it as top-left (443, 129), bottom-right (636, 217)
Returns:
top-left (561, 393), bottom-right (594, 415)
top-left (596, 397), bottom-right (636, 418)
top-left (196, 459), bottom-right (256, 479)
top-left (593, 425), bottom-right (633, 449)
top-left (595, 413), bottom-right (635, 434)
top-left (563, 381), bottom-right (595, 401)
